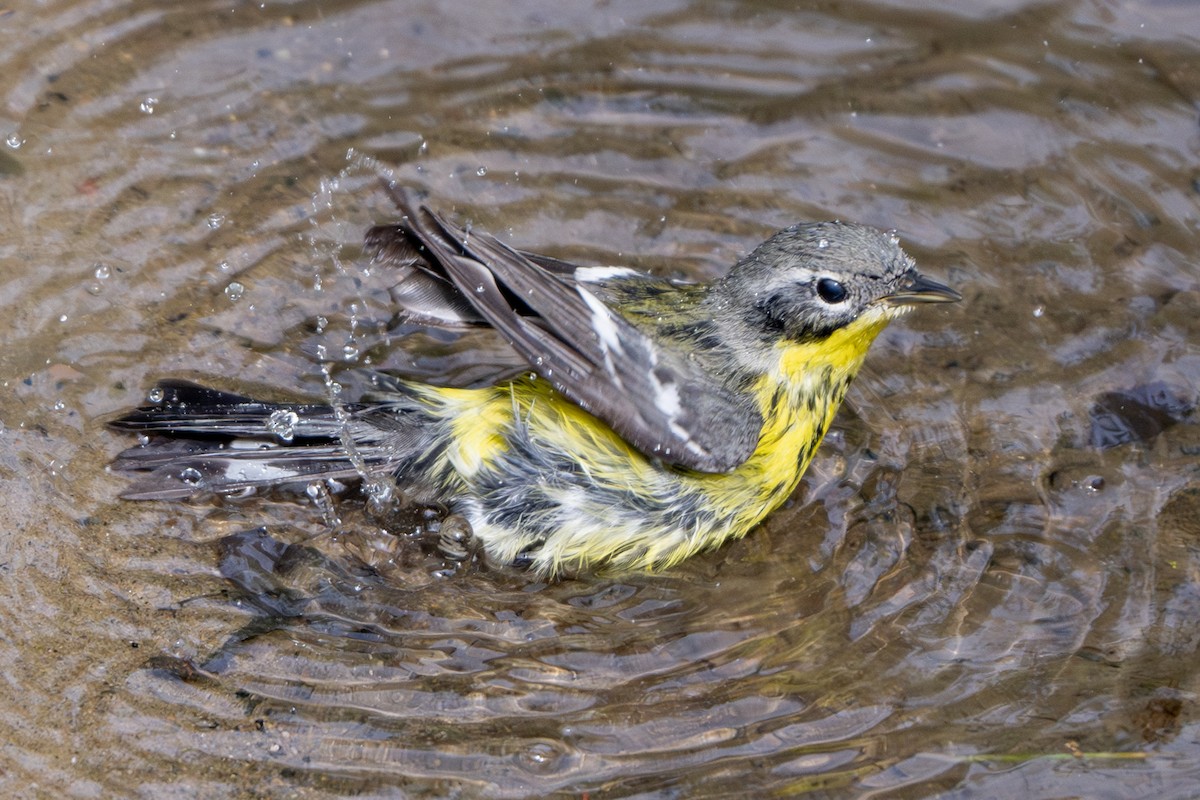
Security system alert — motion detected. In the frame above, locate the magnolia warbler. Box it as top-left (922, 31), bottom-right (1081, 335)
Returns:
top-left (110, 183), bottom-right (959, 575)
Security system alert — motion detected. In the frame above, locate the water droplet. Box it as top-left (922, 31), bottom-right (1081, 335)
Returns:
top-left (52, 400), bottom-right (65, 411)
top-left (418, 140), bottom-right (428, 154)
top-left (179, 467), bottom-right (203, 486)
top-left (314, 316), bottom-right (328, 333)
top-left (206, 214), bottom-right (225, 230)
top-left (1032, 306), bottom-right (1044, 318)
top-left (217, 260), bottom-right (231, 272)
top-left (342, 342), bottom-right (360, 359)
top-left (139, 97), bottom-right (157, 114)
top-left (224, 282), bottom-right (245, 301)
top-left (147, 387), bottom-right (165, 403)
top-left (59, 314), bottom-right (68, 323)
top-left (517, 741), bottom-right (565, 774)
top-left (94, 264), bottom-right (111, 280)
top-left (266, 409), bottom-right (300, 442)
top-left (314, 344), bottom-right (328, 360)
top-left (5, 132), bottom-right (23, 149)
top-left (476, 166), bottom-right (488, 176)
top-left (817, 238), bottom-right (829, 249)
top-left (475, 284), bottom-right (485, 293)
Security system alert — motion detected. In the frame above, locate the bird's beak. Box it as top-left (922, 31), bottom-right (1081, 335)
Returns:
top-left (885, 272), bottom-right (961, 305)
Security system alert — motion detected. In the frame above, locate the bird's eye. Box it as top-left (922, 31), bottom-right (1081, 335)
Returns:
top-left (816, 278), bottom-right (847, 304)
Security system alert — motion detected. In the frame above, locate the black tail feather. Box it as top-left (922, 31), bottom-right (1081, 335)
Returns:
top-left (108, 380), bottom-right (410, 500)
top-left (114, 446), bottom-right (389, 501)
top-left (109, 379), bottom-right (359, 441)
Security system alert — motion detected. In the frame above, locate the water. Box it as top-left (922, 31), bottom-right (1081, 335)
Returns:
top-left (1, 0), bottom-right (1198, 797)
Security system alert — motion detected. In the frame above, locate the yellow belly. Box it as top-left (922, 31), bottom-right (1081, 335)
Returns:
top-left (418, 309), bottom-right (895, 573)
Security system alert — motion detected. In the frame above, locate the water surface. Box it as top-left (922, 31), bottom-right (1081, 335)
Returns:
top-left (1, 1), bottom-right (1198, 797)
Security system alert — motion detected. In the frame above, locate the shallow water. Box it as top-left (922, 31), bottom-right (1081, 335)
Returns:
top-left (1, 0), bottom-right (1199, 797)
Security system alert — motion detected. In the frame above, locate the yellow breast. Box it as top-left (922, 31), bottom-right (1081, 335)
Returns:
top-left (701, 309), bottom-right (896, 527)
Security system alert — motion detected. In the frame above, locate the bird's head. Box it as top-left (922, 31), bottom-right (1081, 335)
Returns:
top-left (717, 221), bottom-right (959, 348)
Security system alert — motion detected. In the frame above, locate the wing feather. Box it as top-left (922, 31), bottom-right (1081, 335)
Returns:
top-left (373, 182), bottom-right (761, 473)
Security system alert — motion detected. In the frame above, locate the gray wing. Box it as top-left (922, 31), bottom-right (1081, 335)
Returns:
top-left (366, 182), bottom-right (761, 473)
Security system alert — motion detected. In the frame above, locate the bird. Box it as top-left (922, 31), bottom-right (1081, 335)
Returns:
top-left (109, 183), bottom-right (959, 576)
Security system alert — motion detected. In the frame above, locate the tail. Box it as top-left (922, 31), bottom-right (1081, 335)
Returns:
top-left (109, 380), bottom-right (420, 500)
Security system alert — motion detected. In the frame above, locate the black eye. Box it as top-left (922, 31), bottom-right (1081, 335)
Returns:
top-left (816, 278), bottom-right (847, 304)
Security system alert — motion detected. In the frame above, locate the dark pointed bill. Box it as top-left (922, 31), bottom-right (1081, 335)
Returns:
top-left (885, 272), bottom-right (961, 305)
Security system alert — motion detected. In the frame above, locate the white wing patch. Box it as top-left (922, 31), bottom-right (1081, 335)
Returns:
top-left (653, 379), bottom-right (681, 418)
top-left (573, 266), bottom-right (640, 283)
top-left (578, 285), bottom-right (625, 356)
